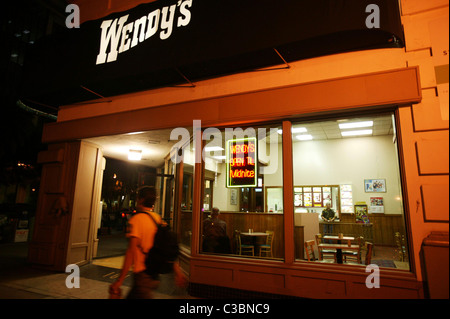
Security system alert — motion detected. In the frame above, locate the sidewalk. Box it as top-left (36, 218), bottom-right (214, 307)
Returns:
top-left (0, 235), bottom-right (195, 299)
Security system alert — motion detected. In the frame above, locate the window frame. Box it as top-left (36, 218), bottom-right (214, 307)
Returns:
top-left (191, 110), bottom-right (412, 273)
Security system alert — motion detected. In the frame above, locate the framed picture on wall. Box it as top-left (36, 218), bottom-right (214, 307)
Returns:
top-left (354, 204), bottom-right (369, 223)
top-left (230, 189), bottom-right (238, 205)
top-left (364, 179), bottom-right (386, 193)
top-left (370, 197), bottom-right (385, 213)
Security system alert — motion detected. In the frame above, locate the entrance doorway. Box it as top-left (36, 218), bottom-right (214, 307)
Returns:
top-left (83, 127), bottom-right (192, 264)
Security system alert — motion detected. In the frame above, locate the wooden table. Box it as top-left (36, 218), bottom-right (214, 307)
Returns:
top-left (240, 232), bottom-right (269, 255)
top-left (241, 232), bottom-right (269, 237)
top-left (318, 242), bottom-right (360, 264)
top-left (323, 235), bottom-right (355, 246)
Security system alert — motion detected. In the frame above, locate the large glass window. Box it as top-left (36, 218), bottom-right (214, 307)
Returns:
top-left (176, 141), bottom-right (195, 252)
top-left (200, 124), bottom-right (284, 260)
top-left (293, 113), bottom-right (410, 271)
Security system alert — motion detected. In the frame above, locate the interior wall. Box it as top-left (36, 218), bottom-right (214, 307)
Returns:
top-left (209, 135), bottom-right (403, 215)
top-left (292, 135), bottom-right (403, 215)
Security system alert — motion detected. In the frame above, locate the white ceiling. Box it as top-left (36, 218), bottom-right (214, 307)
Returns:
top-left (84, 114), bottom-right (394, 168)
top-left (84, 128), bottom-right (179, 168)
top-left (292, 114), bottom-right (394, 140)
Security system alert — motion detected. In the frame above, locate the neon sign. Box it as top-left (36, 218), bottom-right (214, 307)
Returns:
top-left (226, 137), bottom-right (257, 188)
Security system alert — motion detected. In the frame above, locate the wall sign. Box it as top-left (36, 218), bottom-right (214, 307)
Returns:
top-left (226, 138), bottom-right (257, 188)
top-left (23, 0), bottom-right (405, 107)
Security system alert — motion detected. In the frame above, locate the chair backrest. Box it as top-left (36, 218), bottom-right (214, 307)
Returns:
top-left (235, 230), bottom-right (242, 246)
top-left (265, 231), bottom-right (274, 245)
top-left (315, 233), bottom-right (323, 246)
top-left (356, 236), bottom-right (365, 248)
top-left (304, 240), bottom-right (316, 261)
top-left (364, 242), bottom-right (373, 265)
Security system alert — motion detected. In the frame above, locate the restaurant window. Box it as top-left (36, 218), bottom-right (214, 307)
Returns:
top-left (293, 113), bottom-right (410, 271)
top-left (171, 130), bottom-right (195, 253)
top-left (200, 124), bottom-right (284, 260)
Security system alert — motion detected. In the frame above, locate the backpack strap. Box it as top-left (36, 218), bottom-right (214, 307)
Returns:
top-left (134, 211), bottom-right (160, 255)
top-left (135, 211), bottom-right (160, 227)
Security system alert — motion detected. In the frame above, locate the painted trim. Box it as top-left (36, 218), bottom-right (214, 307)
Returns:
top-left (42, 67), bottom-right (422, 144)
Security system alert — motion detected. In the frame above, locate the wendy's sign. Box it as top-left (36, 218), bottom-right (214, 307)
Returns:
top-left (23, 0), bottom-right (405, 108)
top-left (227, 138), bottom-right (258, 188)
top-left (96, 1), bottom-right (193, 65)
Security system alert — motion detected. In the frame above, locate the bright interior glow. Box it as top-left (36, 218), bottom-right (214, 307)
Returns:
top-left (128, 149), bottom-right (142, 161)
top-left (339, 121), bottom-right (373, 129)
top-left (204, 146), bottom-right (224, 152)
top-left (126, 131), bottom-right (145, 135)
top-left (278, 127), bottom-right (307, 134)
top-left (295, 134), bottom-right (313, 141)
top-left (341, 129), bottom-right (373, 137)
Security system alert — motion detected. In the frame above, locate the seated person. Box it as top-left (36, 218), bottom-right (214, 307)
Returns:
top-left (202, 207), bottom-right (231, 254)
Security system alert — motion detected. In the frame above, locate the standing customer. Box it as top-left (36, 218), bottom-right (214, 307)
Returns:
top-left (110, 186), bottom-right (187, 299)
top-left (321, 202), bottom-right (336, 241)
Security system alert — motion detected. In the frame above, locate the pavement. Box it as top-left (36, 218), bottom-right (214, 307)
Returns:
top-left (0, 231), bottom-right (196, 299)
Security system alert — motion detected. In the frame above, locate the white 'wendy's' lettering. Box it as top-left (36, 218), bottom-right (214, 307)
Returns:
top-left (96, 0), bottom-right (192, 65)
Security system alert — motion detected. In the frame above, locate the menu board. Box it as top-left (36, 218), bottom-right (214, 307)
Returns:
top-left (340, 184), bottom-right (353, 213)
top-left (293, 186), bottom-right (335, 208)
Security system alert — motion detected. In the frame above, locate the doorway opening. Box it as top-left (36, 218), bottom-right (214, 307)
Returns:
top-left (83, 127), bottom-right (192, 267)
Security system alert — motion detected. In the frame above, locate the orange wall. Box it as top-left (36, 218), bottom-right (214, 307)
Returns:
top-left (398, 0), bottom-right (449, 281)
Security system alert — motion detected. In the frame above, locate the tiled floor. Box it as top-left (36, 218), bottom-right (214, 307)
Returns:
top-left (92, 255), bottom-right (125, 269)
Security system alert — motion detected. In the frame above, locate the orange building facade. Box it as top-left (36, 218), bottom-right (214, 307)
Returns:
top-left (28, 0), bottom-right (448, 298)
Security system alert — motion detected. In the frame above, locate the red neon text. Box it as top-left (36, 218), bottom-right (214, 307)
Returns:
top-left (230, 157), bottom-right (255, 167)
top-left (231, 143), bottom-right (255, 155)
top-left (230, 169), bottom-right (255, 179)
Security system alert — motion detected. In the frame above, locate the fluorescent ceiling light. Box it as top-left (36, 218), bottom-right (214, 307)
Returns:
top-left (277, 127), bottom-right (307, 134)
top-left (295, 134), bottom-right (313, 141)
top-left (212, 155), bottom-right (226, 160)
top-left (126, 131), bottom-right (145, 135)
top-left (204, 146), bottom-right (224, 152)
top-left (128, 149), bottom-right (142, 161)
top-left (341, 129), bottom-right (373, 137)
top-left (339, 121), bottom-right (373, 129)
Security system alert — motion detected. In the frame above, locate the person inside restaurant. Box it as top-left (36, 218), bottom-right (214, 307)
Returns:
top-left (202, 207), bottom-right (231, 254)
top-left (321, 202), bottom-right (336, 241)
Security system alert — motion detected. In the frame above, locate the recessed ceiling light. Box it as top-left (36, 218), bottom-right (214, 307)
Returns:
top-left (341, 129), bottom-right (373, 137)
top-left (277, 127), bottom-right (307, 134)
top-left (339, 121), bottom-right (373, 129)
top-left (128, 149), bottom-right (142, 161)
top-left (295, 134), bottom-right (313, 141)
top-left (204, 146), bottom-right (224, 152)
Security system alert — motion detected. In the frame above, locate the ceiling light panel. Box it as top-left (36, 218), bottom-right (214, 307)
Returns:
top-left (339, 121), bottom-right (373, 129)
top-left (341, 129), bottom-right (373, 137)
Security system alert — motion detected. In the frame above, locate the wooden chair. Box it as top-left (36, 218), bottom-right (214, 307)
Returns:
top-left (235, 230), bottom-right (254, 256)
top-left (315, 233), bottom-right (337, 262)
top-left (344, 242), bottom-right (373, 266)
top-left (304, 240), bottom-right (316, 261)
top-left (343, 236), bottom-right (364, 264)
top-left (259, 231), bottom-right (274, 257)
top-left (364, 242), bottom-right (374, 265)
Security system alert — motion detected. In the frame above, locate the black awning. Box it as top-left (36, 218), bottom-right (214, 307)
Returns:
top-left (21, 0), bottom-right (404, 108)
